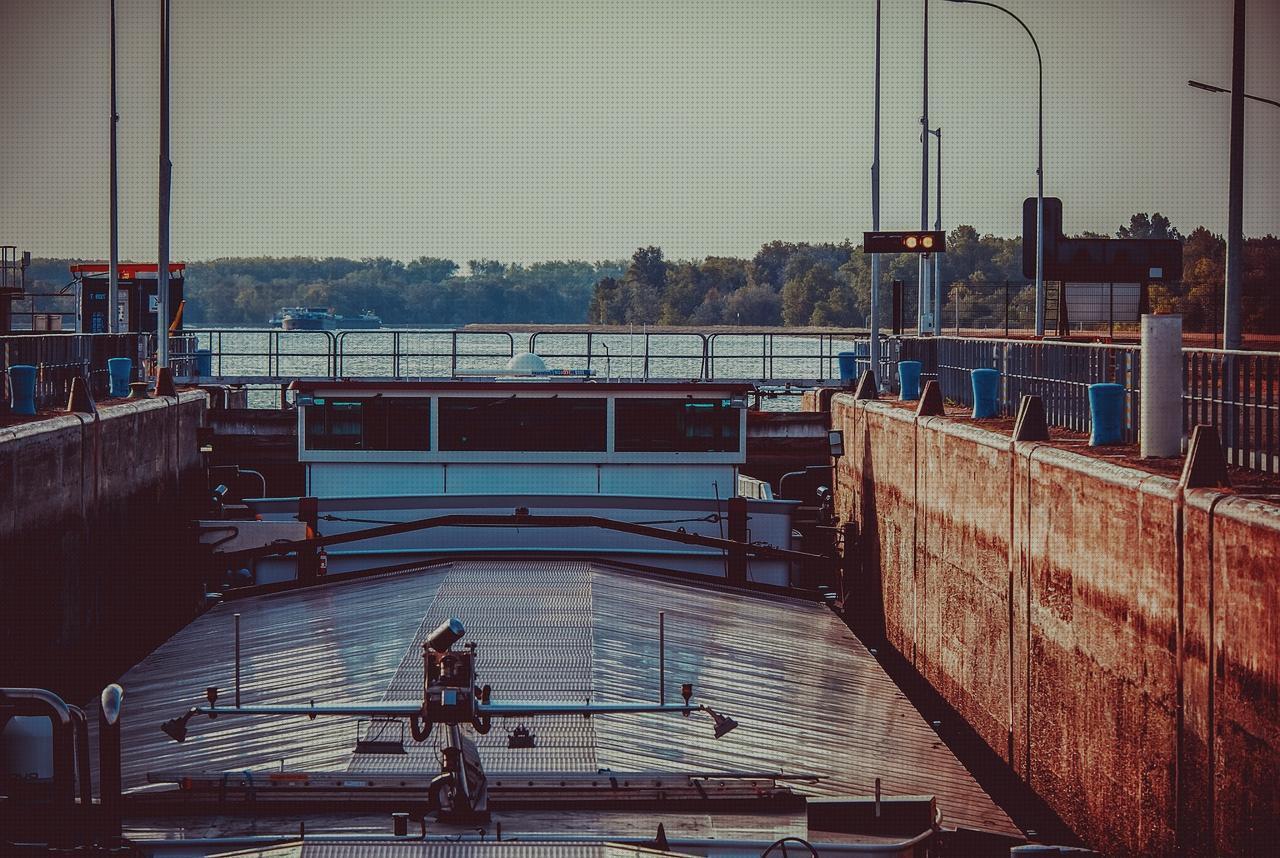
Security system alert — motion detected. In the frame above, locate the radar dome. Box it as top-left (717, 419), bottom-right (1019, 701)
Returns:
top-left (505, 352), bottom-right (547, 374)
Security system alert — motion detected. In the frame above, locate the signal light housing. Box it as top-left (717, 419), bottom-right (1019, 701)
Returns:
top-left (862, 230), bottom-right (946, 254)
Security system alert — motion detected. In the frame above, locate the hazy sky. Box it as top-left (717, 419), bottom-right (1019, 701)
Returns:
top-left (1, 0), bottom-right (1277, 264)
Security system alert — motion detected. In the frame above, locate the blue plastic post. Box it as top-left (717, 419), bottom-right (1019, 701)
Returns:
top-left (971, 368), bottom-right (1000, 418)
top-left (194, 349), bottom-right (213, 377)
top-left (1089, 383), bottom-right (1125, 446)
top-left (107, 357), bottom-right (133, 398)
top-left (8, 365), bottom-right (37, 415)
top-left (898, 361), bottom-right (923, 401)
top-left (837, 351), bottom-right (859, 385)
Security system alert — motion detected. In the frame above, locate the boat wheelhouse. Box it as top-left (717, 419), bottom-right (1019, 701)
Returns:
top-left (240, 378), bottom-right (803, 585)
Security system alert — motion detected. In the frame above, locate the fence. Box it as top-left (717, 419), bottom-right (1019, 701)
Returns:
top-left (893, 336), bottom-right (1279, 474)
top-left (1184, 349), bottom-right (1280, 473)
top-left (1, 333), bottom-right (199, 413)
top-left (897, 336), bottom-right (1142, 441)
top-left (181, 328), bottom-right (868, 386)
top-left (1, 334), bottom-right (144, 412)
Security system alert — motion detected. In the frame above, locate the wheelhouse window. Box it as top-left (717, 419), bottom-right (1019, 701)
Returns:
top-left (438, 397), bottom-right (606, 452)
top-left (305, 397), bottom-right (431, 450)
top-left (614, 398), bottom-right (741, 453)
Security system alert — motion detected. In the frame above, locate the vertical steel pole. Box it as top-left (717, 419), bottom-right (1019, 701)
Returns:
top-left (157, 0), bottom-right (171, 368)
top-left (869, 0), bottom-right (882, 376)
top-left (919, 0), bottom-right (930, 334)
top-left (933, 127), bottom-right (942, 335)
top-left (1221, 0), bottom-right (1246, 462)
top-left (658, 611), bottom-right (665, 705)
top-left (1223, 0), bottom-right (1245, 351)
top-left (108, 0), bottom-right (120, 333)
top-left (1034, 47), bottom-right (1045, 337)
top-left (234, 612), bottom-right (242, 707)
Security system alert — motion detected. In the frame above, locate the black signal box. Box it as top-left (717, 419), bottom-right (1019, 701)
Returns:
top-left (863, 231), bottom-right (947, 254)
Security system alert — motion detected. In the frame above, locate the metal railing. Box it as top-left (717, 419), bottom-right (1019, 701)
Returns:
top-left (893, 336), bottom-right (1280, 473)
top-left (1184, 349), bottom-right (1280, 473)
top-left (899, 336), bottom-right (1142, 442)
top-left (0, 332), bottom-right (202, 413)
top-left (1, 333), bottom-right (142, 411)
top-left (179, 328), bottom-right (871, 386)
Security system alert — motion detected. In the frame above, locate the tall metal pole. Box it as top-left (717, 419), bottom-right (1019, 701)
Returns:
top-left (108, 0), bottom-right (120, 334)
top-left (1223, 0), bottom-right (1245, 351)
top-left (919, 0), bottom-right (930, 334)
top-left (869, 0), bottom-right (882, 375)
top-left (157, 0), bottom-right (171, 369)
top-left (932, 127), bottom-right (942, 335)
top-left (1035, 41), bottom-right (1044, 337)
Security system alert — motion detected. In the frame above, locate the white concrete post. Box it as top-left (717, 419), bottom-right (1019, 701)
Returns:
top-left (1140, 315), bottom-right (1183, 458)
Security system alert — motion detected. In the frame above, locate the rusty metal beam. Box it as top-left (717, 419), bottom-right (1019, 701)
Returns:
top-left (217, 511), bottom-right (825, 565)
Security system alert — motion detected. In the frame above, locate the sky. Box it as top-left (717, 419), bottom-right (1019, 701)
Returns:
top-left (1, 0), bottom-right (1277, 264)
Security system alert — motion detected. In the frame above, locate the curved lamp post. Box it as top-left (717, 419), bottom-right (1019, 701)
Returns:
top-left (944, 0), bottom-right (1043, 337)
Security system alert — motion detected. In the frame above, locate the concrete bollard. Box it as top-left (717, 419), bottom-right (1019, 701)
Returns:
top-left (898, 361), bottom-right (923, 400)
top-left (108, 357), bottom-right (133, 398)
top-left (8, 364), bottom-right (37, 415)
top-left (971, 368), bottom-right (999, 418)
top-left (1089, 383), bottom-right (1125, 445)
top-left (1140, 315), bottom-right (1183, 457)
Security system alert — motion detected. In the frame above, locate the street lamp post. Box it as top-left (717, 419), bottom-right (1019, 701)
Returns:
top-left (108, 0), bottom-right (119, 334)
top-left (929, 127), bottom-right (942, 335)
top-left (869, 0), bottom-right (883, 376)
top-left (157, 0), bottom-right (172, 369)
top-left (1186, 75), bottom-right (1279, 351)
top-left (944, 0), bottom-right (1043, 337)
top-left (920, 0), bottom-right (930, 335)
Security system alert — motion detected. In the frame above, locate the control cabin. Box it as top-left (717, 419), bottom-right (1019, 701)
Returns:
top-left (244, 378), bottom-right (800, 585)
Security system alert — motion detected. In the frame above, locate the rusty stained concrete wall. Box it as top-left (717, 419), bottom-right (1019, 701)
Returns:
top-left (0, 391), bottom-right (208, 702)
top-left (826, 393), bottom-right (1278, 857)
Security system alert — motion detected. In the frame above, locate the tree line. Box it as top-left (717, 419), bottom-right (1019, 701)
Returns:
top-left (18, 213), bottom-right (1277, 332)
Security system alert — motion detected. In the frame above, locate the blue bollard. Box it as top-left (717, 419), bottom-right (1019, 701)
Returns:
top-left (837, 351), bottom-right (860, 385)
top-left (8, 364), bottom-right (37, 415)
top-left (971, 368), bottom-right (1000, 418)
top-left (1089, 383), bottom-right (1125, 446)
top-left (108, 357), bottom-right (133, 398)
top-left (898, 361), bottom-right (923, 401)
top-left (195, 349), bottom-right (213, 377)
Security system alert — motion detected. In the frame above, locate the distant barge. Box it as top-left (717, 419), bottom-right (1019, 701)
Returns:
top-left (268, 306), bottom-right (382, 330)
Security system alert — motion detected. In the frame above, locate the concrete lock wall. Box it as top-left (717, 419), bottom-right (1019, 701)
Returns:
top-left (825, 393), bottom-right (1279, 857)
top-left (0, 391), bottom-right (208, 703)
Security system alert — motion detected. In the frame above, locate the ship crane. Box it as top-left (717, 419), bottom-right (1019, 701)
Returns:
top-left (160, 617), bottom-right (738, 822)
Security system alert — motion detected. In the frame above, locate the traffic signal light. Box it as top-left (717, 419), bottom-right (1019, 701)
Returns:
top-left (862, 231), bottom-right (946, 254)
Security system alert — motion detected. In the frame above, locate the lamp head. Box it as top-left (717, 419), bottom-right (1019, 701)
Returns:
top-left (427, 618), bottom-right (466, 653)
top-left (161, 711), bottom-right (193, 743)
top-left (100, 684), bottom-right (124, 727)
top-left (707, 707), bottom-right (739, 739)
top-left (1188, 80), bottom-right (1227, 94)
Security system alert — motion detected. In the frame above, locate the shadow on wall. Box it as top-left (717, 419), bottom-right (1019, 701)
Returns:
top-left (846, 422), bottom-right (885, 641)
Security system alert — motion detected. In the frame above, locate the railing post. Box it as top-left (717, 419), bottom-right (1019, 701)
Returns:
top-left (1004, 280), bottom-right (1011, 339)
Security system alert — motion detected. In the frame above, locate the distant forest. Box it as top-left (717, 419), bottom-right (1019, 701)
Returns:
top-left (23, 213), bottom-right (1278, 331)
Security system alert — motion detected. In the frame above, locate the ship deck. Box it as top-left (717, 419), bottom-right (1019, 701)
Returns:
top-left (104, 559), bottom-right (1021, 849)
